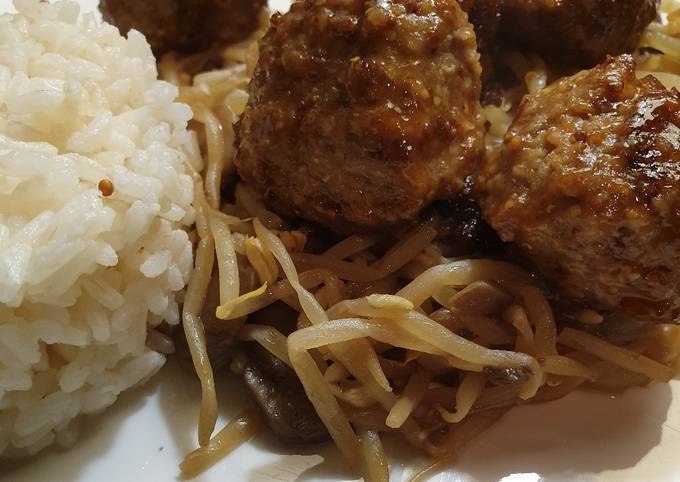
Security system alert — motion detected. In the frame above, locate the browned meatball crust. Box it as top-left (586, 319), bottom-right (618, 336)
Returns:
top-left (501, 0), bottom-right (658, 68)
top-left (481, 55), bottom-right (680, 322)
top-left (235, 0), bottom-right (484, 232)
top-left (100, 0), bottom-right (266, 55)
top-left (458, 0), bottom-right (503, 85)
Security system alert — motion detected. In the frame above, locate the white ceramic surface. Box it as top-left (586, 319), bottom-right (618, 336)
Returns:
top-left (2, 357), bottom-right (679, 482)
top-left (1, 1), bottom-right (679, 481)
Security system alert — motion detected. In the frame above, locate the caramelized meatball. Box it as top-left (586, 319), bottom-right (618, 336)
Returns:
top-left (100, 0), bottom-right (266, 55)
top-left (481, 55), bottom-right (680, 322)
top-left (458, 0), bottom-right (503, 84)
top-left (235, 0), bottom-right (484, 232)
top-left (501, 0), bottom-right (658, 68)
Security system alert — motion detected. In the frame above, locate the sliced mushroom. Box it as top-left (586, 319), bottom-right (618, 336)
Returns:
top-left (450, 280), bottom-right (514, 316)
top-left (242, 343), bottom-right (329, 444)
top-left (425, 196), bottom-right (504, 258)
top-left (484, 366), bottom-right (532, 386)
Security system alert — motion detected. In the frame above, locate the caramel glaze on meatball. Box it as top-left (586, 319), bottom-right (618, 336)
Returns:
top-left (100, 0), bottom-right (266, 55)
top-left (458, 0), bottom-right (503, 86)
top-left (501, 0), bottom-right (658, 68)
top-left (235, 0), bottom-right (484, 233)
top-left (481, 55), bottom-right (680, 322)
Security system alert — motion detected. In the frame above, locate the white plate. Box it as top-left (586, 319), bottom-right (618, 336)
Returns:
top-left (1, 1), bottom-right (679, 481)
top-left (2, 357), bottom-right (679, 482)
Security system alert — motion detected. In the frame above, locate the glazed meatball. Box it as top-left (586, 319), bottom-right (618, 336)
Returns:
top-left (481, 55), bottom-right (680, 322)
top-left (100, 0), bottom-right (266, 55)
top-left (458, 0), bottom-right (503, 84)
top-left (235, 0), bottom-right (484, 232)
top-left (501, 0), bottom-right (658, 68)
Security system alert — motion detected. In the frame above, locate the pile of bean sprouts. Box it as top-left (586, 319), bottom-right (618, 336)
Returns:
top-left (158, 5), bottom-right (680, 480)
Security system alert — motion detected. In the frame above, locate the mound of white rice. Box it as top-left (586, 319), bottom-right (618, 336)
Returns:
top-left (0, 0), bottom-right (194, 456)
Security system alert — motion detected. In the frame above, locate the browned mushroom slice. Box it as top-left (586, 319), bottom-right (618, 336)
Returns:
top-left (242, 343), bottom-right (329, 444)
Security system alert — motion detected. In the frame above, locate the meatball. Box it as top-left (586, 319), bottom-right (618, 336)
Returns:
top-left (458, 0), bottom-right (503, 85)
top-left (100, 0), bottom-right (266, 55)
top-left (501, 0), bottom-right (658, 68)
top-left (481, 55), bottom-right (680, 322)
top-left (235, 0), bottom-right (484, 233)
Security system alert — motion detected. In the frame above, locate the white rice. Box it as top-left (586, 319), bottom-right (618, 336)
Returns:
top-left (0, 0), bottom-right (195, 456)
